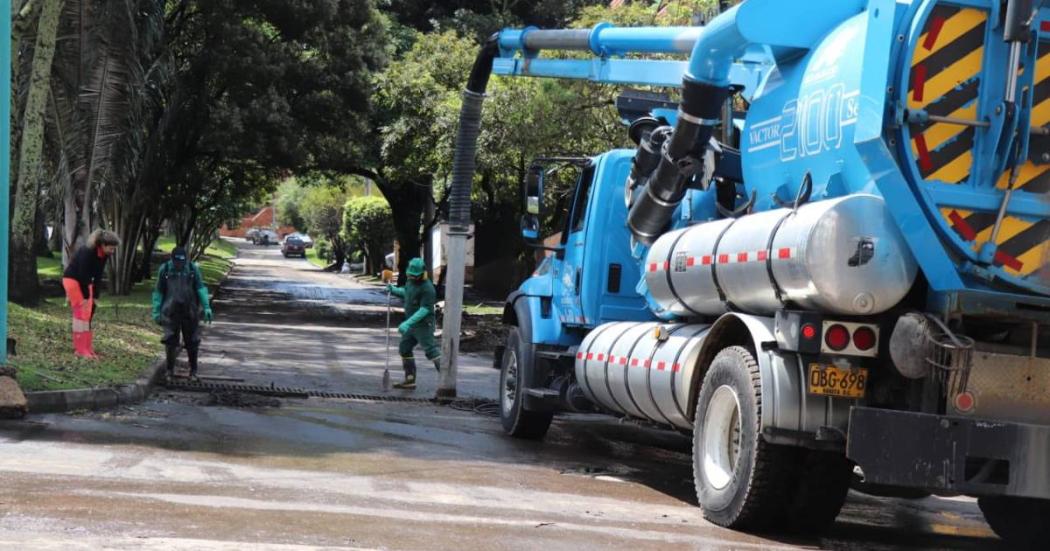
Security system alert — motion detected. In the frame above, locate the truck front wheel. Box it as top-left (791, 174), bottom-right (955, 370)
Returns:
top-left (979, 496), bottom-right (1050, 548)
top-left (693, 346), bottom-right (797, 530)
top-left (500, 327), bottom-right (553, 440)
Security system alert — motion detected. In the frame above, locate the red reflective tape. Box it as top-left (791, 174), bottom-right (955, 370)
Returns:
top-left (687, 256), bottom-right (696, 267)
top-left (914, 133), bottom-right (933, 173)
top-left (948, 210), bottom-right (977, 241)
top-left (657, 361), bottom-right (666, 371)
top-left (648, 262), bottom-right (658, 272)
top-left (663, 261), bottom-right (670, 271)
top-left (631, 358), bottom-right (639, 367)
top-left (923, 16), bottom-right (946, 50)
top-left (718, 254), bottom-right (730, 264)
top-left (737, 252), bottom-right (749, 263)
top-left (586, 353), bottom-right (593, 360)
top-left (702, 255), bottom-right (713, 266)
top-left (994, 250), bottom-right (1024, 272)
top-left (576, 352), bottom-right (583, 360)
top-left (757, 250), bottom-right (768, 262)
top-left (1042, 21), bottom-right (1050, 32)
top-left (912, 65), bottom-right (927, 102)
top-left (619, 356), bottom-right (627, 365)
top-left (673, 363), bottom-right (682, 373)
top-left (644, 359), bottom-right (652, 368)
top-left (596, 353), bottom-right (604, 361)
top-left (778, 247), bottom-right (792, 259)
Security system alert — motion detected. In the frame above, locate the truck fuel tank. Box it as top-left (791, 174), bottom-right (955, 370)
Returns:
top-left (645, 194), bottom-right (918, 317)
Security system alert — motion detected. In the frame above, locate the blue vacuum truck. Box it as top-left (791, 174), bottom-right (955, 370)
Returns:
top-left (444, 0), bottom-right (1050, 544)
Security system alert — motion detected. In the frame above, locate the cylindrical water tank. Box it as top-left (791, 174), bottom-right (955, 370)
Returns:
top-left (576, 322), bottom-right (709, 429)
top-left (645, 194), bottom-right (917, 317)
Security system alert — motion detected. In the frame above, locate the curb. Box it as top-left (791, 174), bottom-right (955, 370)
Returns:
top-left (25, 357), bottom-right (168, 414)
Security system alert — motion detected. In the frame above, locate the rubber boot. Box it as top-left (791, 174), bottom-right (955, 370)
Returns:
top-left (394, 358), bottom-right (417, 390)
top-left (165, 345), bottom-right (178, 380)
top-left (187, 346), bottom-right (199, 380)
top-left (73, 332), bottom-right (92, 359)
top-left (83, 331), bottom-right (100, 360)
top-left (432, 358), bottom-right (441, 373)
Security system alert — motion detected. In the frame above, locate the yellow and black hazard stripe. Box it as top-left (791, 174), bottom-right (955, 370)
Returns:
top-left (908, 5), bottom-right (988, 185)
top-left (1004, 40), bottom-right (1050, 195)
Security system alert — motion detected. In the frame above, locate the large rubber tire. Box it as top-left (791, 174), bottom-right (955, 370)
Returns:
top-left (499, 327), bottom-right (553, 440)
top-left (979, 496), bottom-right (1050, 549)
top-left (693, 346), bottom-right (799, 530)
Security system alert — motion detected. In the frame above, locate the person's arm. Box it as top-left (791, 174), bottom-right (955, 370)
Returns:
top-left (386, 284), bottom-right (406, 298)
top-left (151, 264), bottom-right (167, 322)
top-left (193, 264), bottom-right (213, 322)
top-left (403, 284), bottom-right (435, 328)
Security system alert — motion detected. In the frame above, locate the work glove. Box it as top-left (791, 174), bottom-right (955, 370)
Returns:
top-left (398, 321), bottom-right (411, 335)
top-left (204, 307), bottom-right (214, 324)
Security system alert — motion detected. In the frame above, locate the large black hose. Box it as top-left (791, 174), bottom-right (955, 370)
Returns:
top-left (448, 34), bottom-right (500, 231)
top-left (627, 80), bottom-right (729, 244)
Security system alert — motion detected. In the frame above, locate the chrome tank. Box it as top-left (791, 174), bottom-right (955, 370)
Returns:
top-left (645, 194), bottom-right (917, 317)
top-left (576, 322), bottom-right (709, 430)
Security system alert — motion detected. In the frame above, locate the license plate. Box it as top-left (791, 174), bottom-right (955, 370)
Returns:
top-left (807, 364), bottom-right (868, 398)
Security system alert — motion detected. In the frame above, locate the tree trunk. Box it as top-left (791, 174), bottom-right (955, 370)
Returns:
top-left (48, 217), bottom-right (63, 253)
top-left (139, 225), bottom-right (161, 280)
top-left (10, 0), bottom-right (64, 306)
top-left (34, 206), bottom-right (52, 257)
top-left (389, 188), bottom-right (425, 287)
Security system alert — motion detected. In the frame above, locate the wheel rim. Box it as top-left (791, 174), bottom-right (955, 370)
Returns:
top-left (502, 352), bottom-right (518, 416)
top-left (702, 385), bottom-right (742, 491)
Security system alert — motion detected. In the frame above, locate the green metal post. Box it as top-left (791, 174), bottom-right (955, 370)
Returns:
top-left (1, 0), bottom-right (11, 366)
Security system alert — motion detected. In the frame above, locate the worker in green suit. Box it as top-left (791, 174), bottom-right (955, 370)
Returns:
top-left (387, 257), bottom-right (440, 390)
top-left (152, 246), bottom-right (213, 380)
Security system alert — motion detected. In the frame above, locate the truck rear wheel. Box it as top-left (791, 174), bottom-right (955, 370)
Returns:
top-left (500, 327), bottom-right (553, 440)
top-left (979, 496), bottom-right (1050, 549)
top-left (693, 346), bottom-right (797, 530)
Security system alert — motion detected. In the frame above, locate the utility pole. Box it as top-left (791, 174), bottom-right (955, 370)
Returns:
top-left (1, 0), bottom-right (12, 367)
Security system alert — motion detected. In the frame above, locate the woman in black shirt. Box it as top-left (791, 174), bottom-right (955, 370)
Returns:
top-left (62, 229), bottom-right (120, 359)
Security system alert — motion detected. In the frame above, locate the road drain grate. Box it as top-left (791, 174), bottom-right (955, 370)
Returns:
top-left (161, 380), bottom-right (492, 408)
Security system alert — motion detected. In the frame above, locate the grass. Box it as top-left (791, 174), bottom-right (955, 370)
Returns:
top-left (13, 238), bottom-right (236, 392)
top-left (464, 303), bottom-right (503, 316)
top-left (306, 247), bottom-right (328, 269)
top-left (37, 255), bottom-right (63, 278)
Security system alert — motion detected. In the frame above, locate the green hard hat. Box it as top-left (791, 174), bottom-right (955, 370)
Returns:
top-left (406, 257), bottom-right (426, 277)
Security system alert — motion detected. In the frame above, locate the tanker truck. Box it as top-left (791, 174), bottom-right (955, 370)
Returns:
top-left (443, 0), bottom-right (1050, 544)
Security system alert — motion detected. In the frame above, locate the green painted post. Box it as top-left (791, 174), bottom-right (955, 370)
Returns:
top-left (1, 0), bottom-right (11, 366)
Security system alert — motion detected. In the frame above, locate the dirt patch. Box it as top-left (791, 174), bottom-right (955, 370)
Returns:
top-left (459, 313), bottom-right (504, 354)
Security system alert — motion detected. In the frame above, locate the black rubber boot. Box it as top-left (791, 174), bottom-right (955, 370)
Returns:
top-left (187, 346), bottom-right (199, 379)
top-left (165, 345), bottom-right (178, 379)
top-left (394, 358), bottom-right (417, 390)
top-left (432, 358), bottom-right (441, 373)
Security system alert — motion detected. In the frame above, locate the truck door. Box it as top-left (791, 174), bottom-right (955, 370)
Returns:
top-left (554, 163), bottom-right (596, 326)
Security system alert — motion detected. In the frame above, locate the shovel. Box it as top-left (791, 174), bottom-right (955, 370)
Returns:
top-left (382, 287), bottom-right (392, 391)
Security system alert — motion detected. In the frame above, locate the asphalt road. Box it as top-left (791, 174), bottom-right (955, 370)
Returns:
top-left (0, 241), bottom-right (1003, 549)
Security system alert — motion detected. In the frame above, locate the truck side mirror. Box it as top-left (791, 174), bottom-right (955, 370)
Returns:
top-left (524, 164), bottom-right (544, 215)
top-left (521, 214), bottom-right (541, 242)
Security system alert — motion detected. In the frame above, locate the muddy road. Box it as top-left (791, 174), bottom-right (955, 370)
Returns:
top-left (0, 241), bottom-right (1002, 549)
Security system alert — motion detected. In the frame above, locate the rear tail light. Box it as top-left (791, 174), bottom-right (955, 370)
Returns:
top-left (801, 323), bottom-right (818, 340)
top-left (852, 326), bottom-right (877, 351)
top-left (824, 324), bottom-right (850, 351)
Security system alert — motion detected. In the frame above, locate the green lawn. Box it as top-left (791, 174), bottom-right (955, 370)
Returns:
top-left (37, 255), bottom-right (63, 278)
top-left (15, 238), bottom-right (236, 392)
top-left (306, 247), bottom-right (328, 269)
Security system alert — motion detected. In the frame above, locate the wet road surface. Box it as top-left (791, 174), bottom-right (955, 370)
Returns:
top-left (0, 241), bottom-right (1003, 549)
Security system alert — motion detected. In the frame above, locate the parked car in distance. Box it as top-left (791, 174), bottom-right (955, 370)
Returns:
top-left (281, 236), bottom-right (307, 258)
top-left (252, 229), bottom-right (279, 246)
top-left (244, 228), bottom-right (260, 242)
top-left (286, 232), bottom-right (314, 248)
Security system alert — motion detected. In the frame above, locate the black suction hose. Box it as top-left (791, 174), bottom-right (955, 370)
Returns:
top-left (449, 34), bottom-right (500, 232)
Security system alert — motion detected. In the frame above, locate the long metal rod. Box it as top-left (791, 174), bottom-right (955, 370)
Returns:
top-left (1, 0), bottom-right (12, 366)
